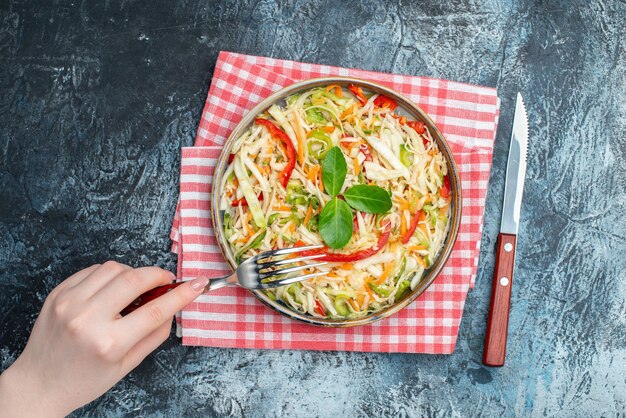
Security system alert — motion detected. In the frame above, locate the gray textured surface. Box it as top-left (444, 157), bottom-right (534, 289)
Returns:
top-left (1, 0), bottom-right (625, 416)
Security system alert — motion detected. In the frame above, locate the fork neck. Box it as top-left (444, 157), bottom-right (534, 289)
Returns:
top-left (206, 272), bottom-right (238, 292)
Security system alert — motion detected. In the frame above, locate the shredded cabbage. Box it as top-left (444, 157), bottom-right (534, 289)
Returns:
top-left (221, 86), bottom-right (451, 319)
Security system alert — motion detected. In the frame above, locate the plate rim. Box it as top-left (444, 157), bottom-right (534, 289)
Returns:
top-left (210, 76), bottom-right (462, 327)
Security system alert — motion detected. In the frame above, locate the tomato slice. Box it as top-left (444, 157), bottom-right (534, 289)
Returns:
top-left (302, 221), bottom-right (391, 262)
top-left (373, 94), bottom-right (398, 111)
top-left (348, 84), bottom-right (368, 105)
top-left (359, 143), bottom-right (373, 162)
top-left (440, 175), bottom-right (450, 199)
top-left (231, 194), bottom-right (263, 207)
top-left (314, 300), bottom-right (326, 316)
top-left (401, 210), bottom-right (423, 244)
top-left (408, 120), bottom-right (426, 135)
top-left (255, 118), bottom-right (296, 188)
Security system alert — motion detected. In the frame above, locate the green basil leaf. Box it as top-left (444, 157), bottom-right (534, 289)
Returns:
top-left (322, 146), bottom-right (347, 197)
top-left (343, 185), bottom-right (393, 214)
top-left (318, 197), bottom-right (353, 249)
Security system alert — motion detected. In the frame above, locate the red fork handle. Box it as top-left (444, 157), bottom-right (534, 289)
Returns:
top-left (483, 233), bottom-right (516, 367)
top-left (120, 282), bottom-right (183, 316)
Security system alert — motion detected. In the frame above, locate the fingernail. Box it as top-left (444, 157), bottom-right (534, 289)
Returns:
top-left (168, 271), bottom-right (177, 282)
top-left (190, 277), bottom-right (209, 292)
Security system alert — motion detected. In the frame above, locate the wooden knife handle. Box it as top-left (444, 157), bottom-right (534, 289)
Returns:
top-left (483, 233), bottom-right (517, 367)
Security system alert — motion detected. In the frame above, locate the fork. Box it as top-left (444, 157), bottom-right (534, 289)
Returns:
top-left (120, 245), bottom-right (327, 315)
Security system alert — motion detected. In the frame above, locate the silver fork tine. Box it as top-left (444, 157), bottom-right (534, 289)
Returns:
top-left (260, 244), bottom-right (323, 258)
top-left (260, 271), bottom-right (326, 288)
top-left (256, 254), bottom-right (325, 270)
top-left (258, 262), bottom-right (327, 280)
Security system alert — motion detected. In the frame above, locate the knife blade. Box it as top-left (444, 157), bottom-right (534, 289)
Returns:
top-left (483, 93), bottom-right (528, 367)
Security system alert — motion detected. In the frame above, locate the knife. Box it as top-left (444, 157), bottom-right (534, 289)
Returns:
top-left (483, 93), bottom-right (528, 367)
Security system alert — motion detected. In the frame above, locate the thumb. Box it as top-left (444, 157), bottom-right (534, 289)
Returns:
top-left (119, 276), bottom-right (208, 341)
top-left (156, 276), bottom-right (209, 315)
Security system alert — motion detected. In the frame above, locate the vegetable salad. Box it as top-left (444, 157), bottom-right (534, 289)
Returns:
top-left (220, 84), bottom-right (451, 319)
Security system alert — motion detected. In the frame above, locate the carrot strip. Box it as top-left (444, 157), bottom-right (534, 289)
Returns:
top-left (394, 197), bottom-right (410, 211)
top-left (242, 212), bottom-right (251, 236)
top-left (340, 104), bottom-right (355, 119)
top-left (325, 84), bottom-right (343, 97)
top-left (356, 293), bottom-right (365, 307)
top-left (375, 263), bottom-right (395, 285)
top-left (339, 263), bottom-right (353, 270)
top-left (316, 167), bottom-right (324, 192)
top-left (236, 230), bottom-right (256, 244)
top-left (416, 255), bottom-right (428, 269)
top-left (307, 164), bottom-right (319, 183)
top-left (348, 299), bottom-right (360, 311)
top-left (303, 204), bottom-right (314, 226)
top-left (400, 214), bottom-right (407, 238)
top-left (408, 244), bottom-right (427, 252)
top-left (353, 157), bottom-right (360, 175)
top-left (321, 125), bottom-right (335, 133)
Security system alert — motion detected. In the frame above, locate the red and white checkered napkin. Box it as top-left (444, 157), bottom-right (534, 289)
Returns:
top-left (170, 51), bottom-right (499, 354)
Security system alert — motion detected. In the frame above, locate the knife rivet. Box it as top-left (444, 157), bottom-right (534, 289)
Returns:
top-left (500, 277), bottom-right (510, 286)
top-left (504, 243), bottom-right (513, 252)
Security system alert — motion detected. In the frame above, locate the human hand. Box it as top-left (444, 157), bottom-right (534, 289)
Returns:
top-left (0, 262), bottom-right (208, 417)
